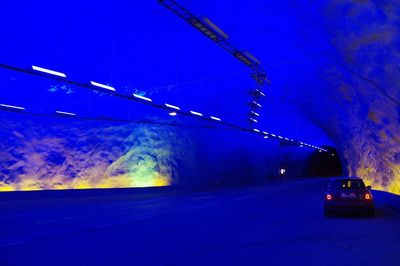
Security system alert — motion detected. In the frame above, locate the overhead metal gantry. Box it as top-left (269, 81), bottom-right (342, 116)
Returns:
top-left (158, 0), bottom-right (268, 126)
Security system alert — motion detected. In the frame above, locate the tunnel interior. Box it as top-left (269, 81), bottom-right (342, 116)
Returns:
top-left (0, 0), bottom-right (399, 194)
top-left (306, 147), bottom-right (343, 177)
top-left (1, 2), bottom-right (400, 265)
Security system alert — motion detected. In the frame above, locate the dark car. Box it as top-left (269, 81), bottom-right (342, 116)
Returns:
top-left (324, 177), bottom-right (375, 217)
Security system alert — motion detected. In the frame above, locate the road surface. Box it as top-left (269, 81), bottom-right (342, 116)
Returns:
top-left (0, 178), bottom-right (399, 266)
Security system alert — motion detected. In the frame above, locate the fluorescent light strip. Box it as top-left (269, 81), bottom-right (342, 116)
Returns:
top-left (190, 110), bottom-right (203, 116)
top-left (165, 103), bottom-right (181, 110)
top-left (8, 64), bottom-right (330, 153)
top-left (169, 112), bottom-right (177, 116)
top-left (90, 81), bottom-right (116, 92)
top-left (256, 90), bottom-right (266, 97)
top-left (250, 118), bottom-right (258, 123)
top-left (56, 110), bottom-right (76, 116)
top-left (32, 65), bottom-right (66, 78)
top-left (0, 104), bottom-right (25, 110)
top-left (253, 101), bottom-right (262, 108)
top-left (133, 94), bottom-right (152, 102)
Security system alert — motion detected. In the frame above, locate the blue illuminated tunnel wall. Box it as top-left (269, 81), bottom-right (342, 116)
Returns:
top-left (1, 0), bottom-right (399, 193)
top-left (0, 102), bottom-right (329, 190)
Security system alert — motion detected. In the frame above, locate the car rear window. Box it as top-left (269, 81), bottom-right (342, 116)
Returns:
top-left (328, 179), bottom-right (366, 189)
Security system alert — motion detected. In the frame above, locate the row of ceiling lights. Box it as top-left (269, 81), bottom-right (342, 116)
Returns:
top-left (0, 64), bottom-right (328, 153)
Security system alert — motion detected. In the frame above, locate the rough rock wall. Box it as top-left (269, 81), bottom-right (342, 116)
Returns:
top-left (0, 112), bottom-right (314, 191)
top-left (321, 0), bottom-right (400, 194)
top-left (0, 115), bottom-right (194, 191)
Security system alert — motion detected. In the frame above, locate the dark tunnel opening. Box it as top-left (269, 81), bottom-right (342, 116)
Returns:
top-left (306, 147), bottom-right (343, 177)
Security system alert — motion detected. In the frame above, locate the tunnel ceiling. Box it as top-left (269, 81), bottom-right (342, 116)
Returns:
top-left (0, 0), bottom-right (399, 193)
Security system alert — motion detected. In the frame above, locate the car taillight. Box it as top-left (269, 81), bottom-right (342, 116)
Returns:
top-left (365, 192), bottom-right (372, 200)
top-left (326, 194), bottom-right (332, 200)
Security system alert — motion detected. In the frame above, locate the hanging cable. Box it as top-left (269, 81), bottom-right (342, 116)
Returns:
top-left (0, 63), bottom-right (328, 152)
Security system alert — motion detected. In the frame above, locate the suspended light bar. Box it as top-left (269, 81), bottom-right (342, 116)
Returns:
top-left (257, 90), bottom-right (266, 97)
top-left (270, 133), bottom-right (277, 137)
top-left (251, 111), bottom-right (260, 117)
top-left (249, 118), bottom-right (258, 123)
top-left (133, 94), bottom-right (152, 102)
top-left (253, 128), bottom-right (260, 133)
top-left (264, 135), bottom-right (269, 139)
top-left (0, 103), bottom-right (25, 111)
top-left (253, 101), bottom-right (262, 108)
top-left (32, 65), bottom-right (66, 78)
top-left (210, 116), bottom-right (221, 121)
top-left (90, 81), bottom-right (116, 92)
top-left (55, 110), bottom-right (76, 116)
top-left (169, 112), bottom-right (177, 116)
top-left (165, 103), bottom-right (181, 110)
top-left (190, 110), bottom-right (203, 116)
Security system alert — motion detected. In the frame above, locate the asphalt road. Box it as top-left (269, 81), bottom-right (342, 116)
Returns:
top-left (0, 178), bottom-right (399, 266)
